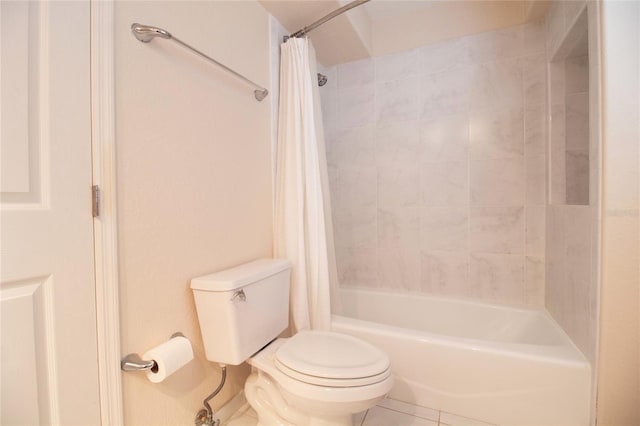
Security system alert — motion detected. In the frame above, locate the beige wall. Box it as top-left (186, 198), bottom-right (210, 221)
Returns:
top-left (115, 2), bottom-right (272, 424)
top-left (597, 0), bottom-right (640, 424)
top-left (319, 20), bottom-right (548, 308)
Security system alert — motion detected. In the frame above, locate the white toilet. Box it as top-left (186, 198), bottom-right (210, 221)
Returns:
top-left (191, 259), bottom-right (393, 426)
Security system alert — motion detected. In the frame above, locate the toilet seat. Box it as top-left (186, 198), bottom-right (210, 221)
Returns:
top-left (274, 331), bottom-right (391, 387)
top-left (248, 337), bottom-right (394, 404)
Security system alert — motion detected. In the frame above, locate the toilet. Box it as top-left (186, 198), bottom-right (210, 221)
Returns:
top-left (191, 259), bottom-right (393, 426)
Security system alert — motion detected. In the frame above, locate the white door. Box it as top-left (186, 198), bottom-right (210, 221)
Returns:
top-left (1, 1), bottom-right (101, 424)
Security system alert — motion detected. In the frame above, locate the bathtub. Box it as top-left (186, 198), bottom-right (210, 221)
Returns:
top-left (331, 287), bottom-right (591, 426)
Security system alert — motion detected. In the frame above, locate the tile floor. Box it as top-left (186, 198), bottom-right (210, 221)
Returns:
top-left (224, 398), bottom-right (496, 426)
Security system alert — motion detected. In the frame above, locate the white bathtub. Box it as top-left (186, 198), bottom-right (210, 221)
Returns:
top-left (331, 287), bottom-right (591, 426)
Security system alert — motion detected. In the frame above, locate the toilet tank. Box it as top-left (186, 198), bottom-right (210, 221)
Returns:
top-left (191, 259), bottom-right (291, 365)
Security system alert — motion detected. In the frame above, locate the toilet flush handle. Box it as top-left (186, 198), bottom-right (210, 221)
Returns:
top-left (230, 289), bottom-right (246, 302)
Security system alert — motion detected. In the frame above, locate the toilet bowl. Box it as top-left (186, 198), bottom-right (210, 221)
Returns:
top-left (245, 331), bottom-right (393, 426)
top-left (190, 259), bottom-right (393, 426)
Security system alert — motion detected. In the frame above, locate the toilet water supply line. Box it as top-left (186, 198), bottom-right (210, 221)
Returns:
top-left (195, 364), bottom-right (227, 426)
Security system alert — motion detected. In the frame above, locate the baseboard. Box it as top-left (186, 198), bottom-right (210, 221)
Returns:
top-left (215, 390), bottom-right (250, 424)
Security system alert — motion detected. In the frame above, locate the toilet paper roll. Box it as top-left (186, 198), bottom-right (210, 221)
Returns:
top-left (143, 336), bottom-right (194, 383)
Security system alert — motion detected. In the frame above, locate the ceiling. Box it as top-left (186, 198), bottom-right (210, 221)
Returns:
top-left (259, 0), bottom-right (549, 66)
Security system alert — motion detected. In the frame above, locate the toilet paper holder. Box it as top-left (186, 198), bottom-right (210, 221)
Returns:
top-left (121, 332), bottom-right (184, 372)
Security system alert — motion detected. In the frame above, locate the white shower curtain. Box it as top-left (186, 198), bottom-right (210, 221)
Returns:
top-left (274, 37), bottom-right (339, 332)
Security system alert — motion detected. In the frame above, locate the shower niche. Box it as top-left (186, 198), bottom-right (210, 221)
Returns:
top-left (549, 9), bottom-right (590, 205)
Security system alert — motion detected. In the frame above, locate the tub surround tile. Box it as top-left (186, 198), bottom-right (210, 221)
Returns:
top-left (549, 61), bottom-right (566, 106)
top-left (523, 53), bottom-right (547, 107)
top-left (336, 167), bottom-right (377, 208)
top-left (467, 26), bottom-right (523, 64)
top-left (546, 205), bottom-right (566, 270)
top-left (329, 125), bottom-right (375, 168)
top-left (321, 21), bottom-right (547, 308)
top-left (565, 55), bottom-right (589, 94)
top-left (469, 107), bottom-right (524, 159)
top-left (420, 161), bottom-right (469, 206)
top-left (320, 88), bottom-right (339, 141)
top-left (336, 247), bottom-right (378, 287)
top-left (545, 204), bottom-right (594, 361)
top-left (376, 78), bottom-right (421, 123)
top-left (378, 207), bottom-right (421, 249)
top-left (378, 167), bottom-right (420, 208)
top-left (526, 205), bottom-right (546, 256)
top-left (566, 150), bottom-right (589, 205)
top-left (376, 121), bottom-right (420, 167)
top-left (524, 103), bottom-right (546, 156)
top-left (338, 84), bottom-right (375, 129)
top-left (420, 207), bottom-right (469, 252)
top-left (420, 37), bottom-right (472, 75)
top-left (377, 247), bottom-right (421, 292)
top-left (492, 26), bottom-right (525, 59)
top-left (419, 114), bottom-right (469, 163)
top-left (550, 148), bottom-right (567, 205)
top-left (466, 31), bottom-right (496, 64)
top-left (470, 206), bottom-right (525, 254)
top-left (471, 253), bottom-right (524, 304)
top-left (565, 92), bottom-right (589, 151)
top-left (470, 157), bottom-right (525, 206)
top-left (564, 206), bottom-right (591, 276)
top-left (525, 256), bottom-right (545, 306)
top-left (337, 58), bottom-right (374, 88)
top-left (420, 251), bottom-right (472, 298)
top-left (526, 154), bottom-right (546, 205)
top-left (470, 58), bottom-right (523, 112)
top-left (333, 207), bottom-right (377, 249)
top-left (420, 68), bottom-right (473, 119)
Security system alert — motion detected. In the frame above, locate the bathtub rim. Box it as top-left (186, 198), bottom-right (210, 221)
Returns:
top-left (332, 314), bottom-right (589, 370)
top-left (332, 287), bottom-right (590, 369)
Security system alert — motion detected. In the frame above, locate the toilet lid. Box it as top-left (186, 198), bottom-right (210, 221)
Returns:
top-left (274, 331), bottom-right (390, 386)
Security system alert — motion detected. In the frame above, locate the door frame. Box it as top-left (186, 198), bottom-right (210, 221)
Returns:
top-left (91, 1), bottom-right (123, 424)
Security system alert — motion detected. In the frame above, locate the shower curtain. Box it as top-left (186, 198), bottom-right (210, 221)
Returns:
top-left (274, 37), bottom-right (339, 332)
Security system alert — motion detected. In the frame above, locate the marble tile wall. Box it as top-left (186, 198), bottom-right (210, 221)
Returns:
top-left (319, 20), bottom-right (547, 307)
top-left (544, 0), bottom-right (599, 365)
top-left (565, 54), bottom-right (590, 205)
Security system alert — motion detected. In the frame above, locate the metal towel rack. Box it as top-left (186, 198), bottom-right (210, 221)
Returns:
top-left (131, 23), bottom-right (269, 102)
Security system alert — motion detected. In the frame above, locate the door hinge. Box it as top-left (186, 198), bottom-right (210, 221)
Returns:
top-left (92, 185), bottom-right (100, 218)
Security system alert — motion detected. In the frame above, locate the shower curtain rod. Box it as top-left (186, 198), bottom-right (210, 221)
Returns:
top-left (130, 23), bottom-right (269, 102)
top-left (289, 0), bottom-right (371, 38)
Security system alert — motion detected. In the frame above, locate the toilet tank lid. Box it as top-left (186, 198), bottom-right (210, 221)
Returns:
top-left (191, 259), bottom-right (291, 291)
